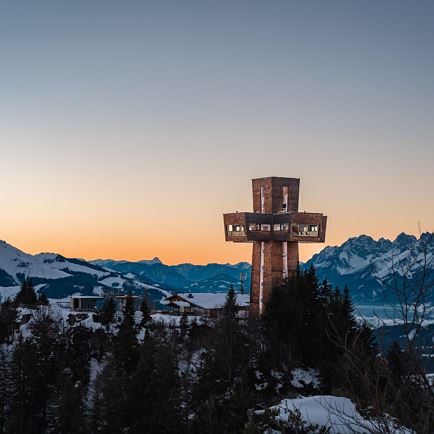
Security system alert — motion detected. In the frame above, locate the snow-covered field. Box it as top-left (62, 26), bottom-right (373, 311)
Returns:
top-left (265, 395), bottom-right (413, 434)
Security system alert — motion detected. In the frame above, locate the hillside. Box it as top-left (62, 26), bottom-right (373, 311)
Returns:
top-left (0, 240), bottom-right (166, 305)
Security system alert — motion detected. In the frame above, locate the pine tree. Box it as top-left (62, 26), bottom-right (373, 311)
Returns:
top-left (0, 349), bottom-right (8, 433)
top-left (318, 277), bottom-right (333, 305)
top-left (30, 313), bottom-right (65, 434)
top-left (136, 343), bottom-right (185, 433)
top-left (342, 285), bottom-right (353, 313)
top-left (65, 325), bottom-right (92, 384)
top-left (0, 298), bottom-right (17, 344)
top-left (329, 286), bottom-right (357, 352)
top-left (179, 311), bottom-right (189, 337)
top-left (94, 365), bottom-right (126, 434)
top-left (112, 294), bottom-right (139, 376)
top-left (219, 285), bottom-right (240, 382)
top-left (140, 298), bottom-right (151, 325)
top-left (100, 297), bottom-right (115, 327)
top-left (89, 372), bottom-right (104, 434)
top-left (224, 284), bottom-right (238, 319)
top-left (125, 334), bottom-right (156, 432)
top-left (15, 279), bottom-right (37, 306)
top-left (56, 377), bottom-right (85, 434)
top-left (6, 337), bottom-right (41, 434)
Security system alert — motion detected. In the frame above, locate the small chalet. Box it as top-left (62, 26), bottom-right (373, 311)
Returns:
top-left (70, 294), bottom-right (142, 312)
top-left (70, 295), bottom-right (104, 311)
top-left (164, 292), bottom-right (250, 318)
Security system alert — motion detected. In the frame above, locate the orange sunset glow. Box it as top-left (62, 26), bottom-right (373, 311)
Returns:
top-left (1, 2), bottom-right (433, 265)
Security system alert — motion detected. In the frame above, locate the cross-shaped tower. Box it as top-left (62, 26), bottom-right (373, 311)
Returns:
top-left (223, 177), bottom-right (327, 317)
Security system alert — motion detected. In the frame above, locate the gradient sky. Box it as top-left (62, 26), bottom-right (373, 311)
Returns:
top-left (1, 1), bottom-right (433, 265)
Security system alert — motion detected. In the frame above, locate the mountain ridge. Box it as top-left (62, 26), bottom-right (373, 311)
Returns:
top-left (303, 232), bottom-right (434, 304)
top-left (1, 233), bottom-right (433, 304)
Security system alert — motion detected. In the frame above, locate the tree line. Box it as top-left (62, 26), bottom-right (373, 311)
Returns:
top-left (0, 269), bottom-right (432, 433)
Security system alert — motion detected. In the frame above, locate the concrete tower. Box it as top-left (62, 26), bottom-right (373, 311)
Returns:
top-left (223, 177), bottom-right (327, 317)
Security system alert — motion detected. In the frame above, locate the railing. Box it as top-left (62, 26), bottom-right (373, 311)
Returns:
top-left (293, 231), bottom-right (319, 237)
top-left (227, 231), bottom-right (246, 237)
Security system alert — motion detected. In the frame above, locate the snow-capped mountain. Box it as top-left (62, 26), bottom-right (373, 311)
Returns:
top-left (0, 240), bottom-right (166, 303)
top-left (304, 232), bottom-right (434, 304)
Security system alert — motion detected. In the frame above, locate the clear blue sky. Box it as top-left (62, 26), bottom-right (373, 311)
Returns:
top-left (1, 1), bottom-right (433, 263)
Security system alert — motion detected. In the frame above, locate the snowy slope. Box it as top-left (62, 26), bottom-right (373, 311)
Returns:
top-left (0, 240), bottom-right (167, 303)
top-left (265, 395), bottom-right (412, 433)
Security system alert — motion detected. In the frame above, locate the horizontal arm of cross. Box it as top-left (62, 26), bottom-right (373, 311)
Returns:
top-left (223, 211), bottom-right (327, 243)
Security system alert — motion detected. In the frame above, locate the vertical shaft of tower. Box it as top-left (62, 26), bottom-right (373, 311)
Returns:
top-left (250, 178), bottom-right (301, 317)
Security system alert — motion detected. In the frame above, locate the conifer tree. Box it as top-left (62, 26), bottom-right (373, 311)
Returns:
top-left (15, 279), bottom-right (37, 306)
top-left (0, 298), bottom-right (17, 344)
top-left (125, 333), bottom-right (156, 432)
top-left (140, 298), bottom-right (151, 325)
top-left (65, 325), bottom-right (92, 384)
top-left (89, 373), bottom-right (104, 434)
top-left (224, 284), bottom-right (238, 320)
top-left (217, 285), bottom-right (241, 382)
top-left (94, 365), bottom-right (126, 434)
top-left (0, 349), bottom-right (7, 433)
top-left (138, 343), bottom-right (184, 433)
top-left (56, 377), bottom-right (85, 434)
top-left (112, 294), bottom-right (139, 376)
top-left (6, 337), bottom-right (41, 434)
top-left (100, 297), bottom-right (115, 327)
top-left (179, 311), bottom-right (189, 337)
top-left (318, 277), bottom-right (333, 305)
top-left (30, 313), bottom-right (65, 433)
top-left (334, 285), bottom-right (357, 341)
top-left (188, 317), bottom-right (201, 343)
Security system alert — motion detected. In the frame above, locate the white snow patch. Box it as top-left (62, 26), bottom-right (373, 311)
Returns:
top-left (0, 286), bottom-right (21, 301)
top-left (151, 313), bottom-right (203, 326)
top-left (268, 395), bottom-right (412, 434)
top-left (166, 292), bottom-right (250, 309)
top-left (291, 368), bottom-right (320, 389)
top-left (99, 276), bottom-right (125, 288)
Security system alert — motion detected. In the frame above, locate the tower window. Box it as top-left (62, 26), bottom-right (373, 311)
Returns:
top-left (228, 224), bottom-right (245, 233)
top-left (292, 224), bottom-right (319, 236)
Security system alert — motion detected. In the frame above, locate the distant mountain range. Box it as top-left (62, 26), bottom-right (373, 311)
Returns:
top-left (304, 232), bottom-right (434, 304)
top-left (0, 233), bottom-right (433, 306)
top-left (90, 258), bottom-right (251, 294)
top-left (94, 232), bottom-right (434, 304)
